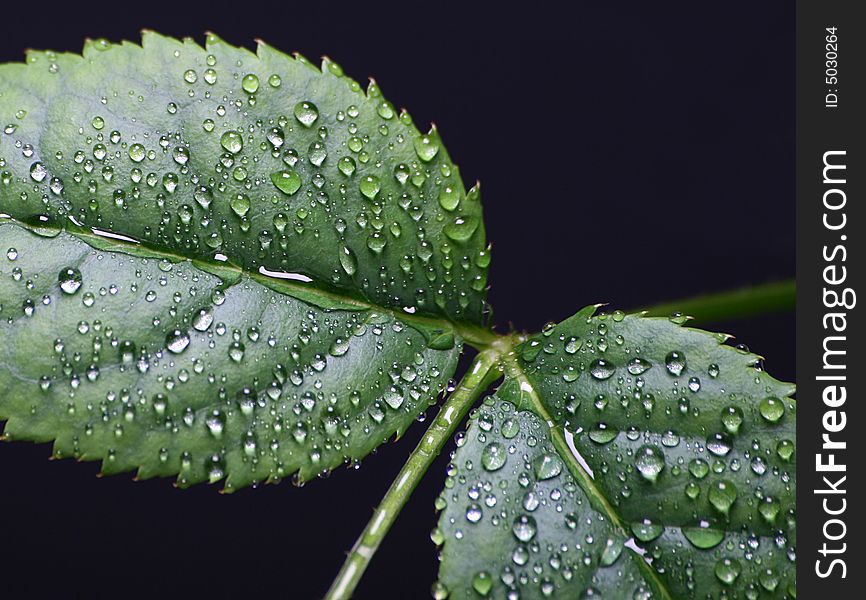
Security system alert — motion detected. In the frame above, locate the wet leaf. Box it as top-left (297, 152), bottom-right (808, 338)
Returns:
top-left (436, 309), bottom-right (796, 598)
top-left (0, 33), bottom-right (490, 489)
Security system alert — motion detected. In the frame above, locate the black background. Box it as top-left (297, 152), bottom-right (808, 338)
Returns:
top-left (0, 2), bottom-right (794, 598)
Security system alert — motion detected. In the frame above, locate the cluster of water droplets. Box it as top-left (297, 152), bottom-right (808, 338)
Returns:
top-left (434, 396), bottom-right (654, 599)
top-left (0, 223), bottom-right (459, 489)
top-left (513, 310), bottom-right (796, 597)
top-left (0, 33), bottom-right (490, 324)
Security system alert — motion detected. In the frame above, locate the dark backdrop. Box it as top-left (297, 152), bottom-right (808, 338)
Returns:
top-left (0, 3), bottom-right (794, 598)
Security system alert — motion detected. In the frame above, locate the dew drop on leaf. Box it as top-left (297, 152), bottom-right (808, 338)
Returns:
top-left (665, 351), bottom-right (686, 376)
top-left (481, 441), bottom-right (506, 471)
top-left (271, 170), bottom-right (301, 196)
top-left (634, 444), bottom-right (665, 483)
top-left (58, 267), bottom-right (82, 295)
top-left (759, 396), bottom-right (785, 423)
top-left (220, 131), bottom-right (243, 154)
top-left (294, 101), bottom-right (319, 127)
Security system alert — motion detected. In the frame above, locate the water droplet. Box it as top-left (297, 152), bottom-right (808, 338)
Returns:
top-left (29, 161), bottom-right (48, 182)
top-left (438, 186), bottom-right (461, 211)
top-left (590, 358), bottom-right (615, 380)
top-left (776, 439), bottom-right (795, 461)
top-left (359, 175), bottom-right (381, 199)
top-left (759, 569), bottom-right (780, 592)
top-left (759, 496), bottom-right (781, 524)
top-left (338, 244), bottom-right (358, 276)
top-left (599, 537), bottom-right (624, 566)
top-left (533, 453), bottom-right (562, 480)
top-left (230, 194), bottom-right (251, 217)
top-left (759, 396), bottom-right (785, 423)
top-left (588, 423), bottom-right (618, 444)
top-left (706, 432), bottom-right (733, 457)
top-left (665, 351), bottom-right (686, 376)
top-left (58, 268), bottom-right (82, 295)
top-left (714, 558), bottom-right (741, 586)
top-left (294, 101), bottom-right (319, 127)
top-left (128, 144), bottom-right (146, 162)
top-left (708, 480), bottom-right (737, 516)
top-left (720, 406), bottom-right (744, 435)
top-left (564, 337), bottom-right (582, 354)
top-left (166, 329), bottom-right (190, 354)
top-left (512, 515), bottom-right (537, 542)
top-left (443, 215), bottom-right (479, 242)
top-left (500, 418), bottom-right (520, 439)
top-left (688, 458), bottom-right (709, 479)
top-left (413, 134), bottom-right (440, 162)
top-left (634, 445), bottom-right (665, 483)
top-left (626, 357), bottom-right (651, 375)
top-left (481, 441), bottom-right (506, 471)
top-left (192, 308), bottom-right (214, 332)
top-left (338, 156), bottom-right (356, 176)
top-left (683, 525), bottom-right (724, 549)
top-left (271, 170), bottom-right (301, 196)
top-left (241, 73), bottom-right (260, 93)
top-left (465, 503), bottom-right (483, 523)
top-left (631, 519), bottom-right (663, 542)
top-left (228, 342), bottom-right (245, 363)
top-left (220, 131), bottom-right (243, 154)
top-left (206, 410), bottom-right (225, 437)
top-left (472, 571), bottom-right (492, 596)
top-left (308, 141), bottom-right (327, 166)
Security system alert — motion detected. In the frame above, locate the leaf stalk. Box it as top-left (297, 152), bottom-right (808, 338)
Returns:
top-left (325, 348), bottom-right (502, 600)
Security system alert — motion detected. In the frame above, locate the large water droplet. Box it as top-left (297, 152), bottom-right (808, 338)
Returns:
top-left (759, 396), bottom-right (785, 423)
top-left (481, 441), bottom-right (506, 471)
top-left (166, 329), bottom-right (190, 354)
top-left (512, 515), bottom-right (537, 542)
top-left (58, 267), bottom-right (82, 295)
top-left (706, 432), bottom-right (733, 457)
top-left (626, 357), bottom-right (651, 375)
top-left (714, 558), bottom-right (741, 586)
top-left (220, 131), bottom-right (243, 154)
top-left (359, 175), bottom-right (381, 200)
top-left (590, 358), bottom-right (615, 380)
top-left (29, 161), bottom-right (48, 182)
top-left (241, 73), bottom-right (260, 93)
top-left (443, 215), bottom-right (479, 242)
top-left (294, 101), bottom-right (319, 127)
top-left (413, 134), bottom-right (440, 162)
top-left (634, 444), bottom-right (665, 483)
top-left (472, 571), bottom-right (492, 596)
top-left (533, 453), bottom-right (562, 480)
top-left (665, 351), bottom-right (686, 376)
top-left (708, 480), bottom-right (737, 516)
top-left (720, 406), bottom-right (744, 435)
top-left (192, 308), bottom-right (214, 332)
top-left (338, 244), bottom-right (358, 276)
top-left (271, 170), bottom-right (301, 196)
top-left (683, 524), bottom-right (724, 549)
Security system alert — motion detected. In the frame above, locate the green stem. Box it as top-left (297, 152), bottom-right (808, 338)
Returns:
top-left (639, 279), bottom-right (794, 324)
top-left (325, 348), bottom-right (502, 600)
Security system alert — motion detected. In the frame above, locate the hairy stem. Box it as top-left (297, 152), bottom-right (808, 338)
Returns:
top-left (639, 279), bottom-right (794, 323)
top-left (326, 348), bottom-right (502, 600)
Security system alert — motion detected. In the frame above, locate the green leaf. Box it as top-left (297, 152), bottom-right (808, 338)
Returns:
top-left (435, 310), bottom-right (796, 598)
top-left (0, 32), bottom-right (489, 324)
top-left (435, 388), bottom-right (656, 599)
top-left (0, 33), bottom-right (491, 490)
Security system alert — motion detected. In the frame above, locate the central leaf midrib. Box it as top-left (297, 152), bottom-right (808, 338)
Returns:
top-left (1, 217), bottom-right (497, 347)
top-left (498, 342), bottom-right (675, 600)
